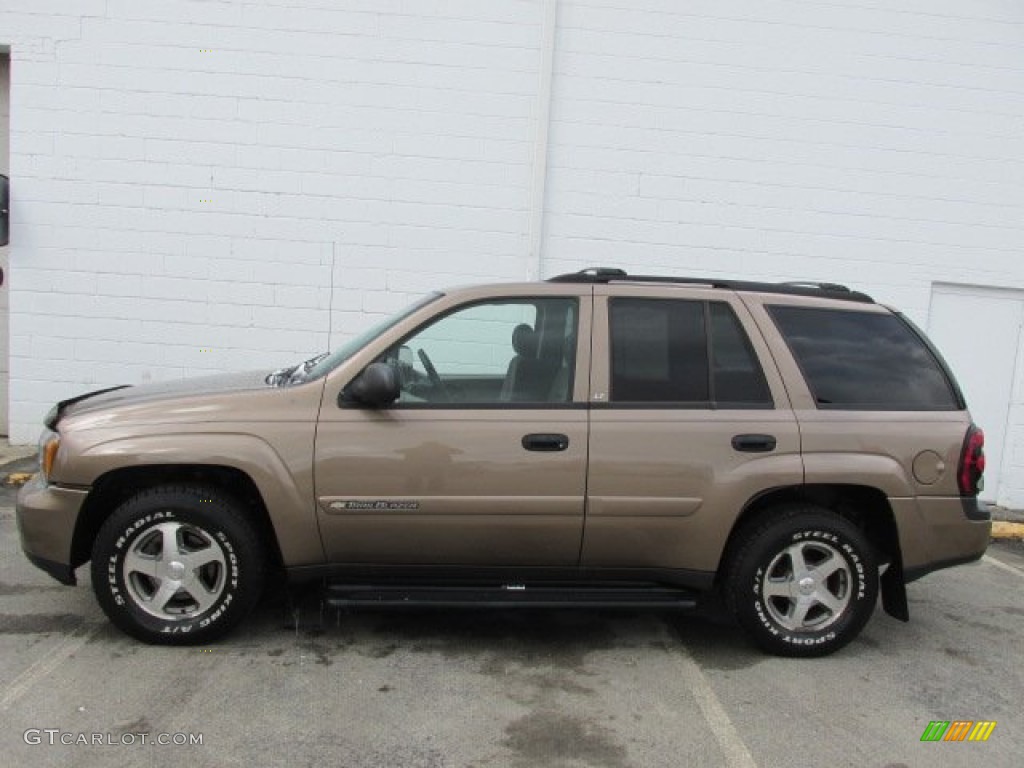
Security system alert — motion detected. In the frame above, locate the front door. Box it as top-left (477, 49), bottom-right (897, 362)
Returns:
top-left (314, 292), bottom-right (592, 566)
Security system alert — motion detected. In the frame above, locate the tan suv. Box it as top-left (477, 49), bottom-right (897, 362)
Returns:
top-left (16, 268), bottom-right (990, 656)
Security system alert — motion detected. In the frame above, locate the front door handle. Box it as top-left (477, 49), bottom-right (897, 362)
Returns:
top-left (732, 434), bottom-right (777, 453)
top-left (522, 433), bottom-right (570, 452)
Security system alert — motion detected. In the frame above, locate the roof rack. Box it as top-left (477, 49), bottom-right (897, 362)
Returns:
top-left (547, 268), bottom-right (874, 304)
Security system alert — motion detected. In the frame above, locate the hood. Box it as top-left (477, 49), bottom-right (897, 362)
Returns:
top-left (51, 370), bottom-right (275, 428)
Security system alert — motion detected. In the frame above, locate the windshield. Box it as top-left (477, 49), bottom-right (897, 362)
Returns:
top-left (297, 292), bottom-right (443, 383)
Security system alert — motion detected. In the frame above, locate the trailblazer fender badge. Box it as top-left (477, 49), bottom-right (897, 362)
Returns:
top-left (322, 500), bottom-right (421, 514)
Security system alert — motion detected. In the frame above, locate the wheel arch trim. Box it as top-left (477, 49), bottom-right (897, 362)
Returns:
top-left (68, 434), bottom-right (324, 568)
top-left (717, 483), bottom-right (904, 580)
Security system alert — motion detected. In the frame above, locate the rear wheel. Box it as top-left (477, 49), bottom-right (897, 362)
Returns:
top-left (725, 506), bottom-right (879, 657)
top-left (90, 484), bottom-right (265, 645)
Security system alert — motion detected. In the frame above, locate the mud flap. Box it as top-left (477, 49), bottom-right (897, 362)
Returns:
top-left (881, 557), bottom-right (909, 622)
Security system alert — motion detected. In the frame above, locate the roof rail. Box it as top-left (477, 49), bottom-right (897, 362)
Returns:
top-left (781, 281), bottom-right (851, 293)
top-left (546, 268), bottom-right (874, 304)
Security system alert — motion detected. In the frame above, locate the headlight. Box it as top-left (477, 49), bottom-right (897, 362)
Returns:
top-left (37, 428), bottom-right (60, 480)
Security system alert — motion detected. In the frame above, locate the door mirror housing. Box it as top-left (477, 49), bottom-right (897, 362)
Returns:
top-left (342, 362), bottom-right (400, 408)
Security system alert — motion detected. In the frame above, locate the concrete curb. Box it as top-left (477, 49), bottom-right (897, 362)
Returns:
top-left (991, 521), bottom-right (1024, 541)
top-left (989, 505), bottom-right (1024, 524)
top-left (4, 472), bottom-right (33, 487)
top-left (1, 455), bottom-right (37, 487)
top-left (0, 442), bottom-right (36, 466)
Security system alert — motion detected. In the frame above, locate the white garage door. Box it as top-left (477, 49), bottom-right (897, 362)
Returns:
top-left (928, 285), bottom-right (1024, 506)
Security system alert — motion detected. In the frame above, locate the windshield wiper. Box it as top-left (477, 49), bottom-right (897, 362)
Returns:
top-left (265, 353), bottom-right (325, 387)
top-left (287, 352), bottom-right (329, 384)
top-left (265, 365), bottom-right (294, 386)
top-left (273, 352), bottom-right (329, 386)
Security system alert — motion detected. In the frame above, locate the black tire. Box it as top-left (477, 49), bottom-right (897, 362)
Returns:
top-left (725, 505), bottom-right (878, 657)
top-left (90, 484), bottom-right (266, 645)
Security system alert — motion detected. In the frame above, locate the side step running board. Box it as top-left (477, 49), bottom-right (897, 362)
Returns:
top-left (324, 582), bottom-right (698, 610)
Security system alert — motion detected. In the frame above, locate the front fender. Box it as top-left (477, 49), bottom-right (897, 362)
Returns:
top-left (58, 431), bottom-right (324, 566)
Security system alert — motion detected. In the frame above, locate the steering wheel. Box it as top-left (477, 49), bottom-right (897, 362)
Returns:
top-left (417, 348), bottom-right (450, 401)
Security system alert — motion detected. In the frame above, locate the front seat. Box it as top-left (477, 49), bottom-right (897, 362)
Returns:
top-left (500, 324), bottom-right (555, 402)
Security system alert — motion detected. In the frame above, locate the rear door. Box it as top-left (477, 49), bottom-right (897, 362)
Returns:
top-left (583, 285), bottom-right (803, 574)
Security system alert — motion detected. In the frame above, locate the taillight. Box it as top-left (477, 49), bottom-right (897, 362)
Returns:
top-left (958, 425), bottom-right (985, 496)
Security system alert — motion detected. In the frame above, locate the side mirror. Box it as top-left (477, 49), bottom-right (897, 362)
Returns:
top-left (1, 174), bottom-right (9, 247)
top-left (342, 362), bottom-right (400, 408)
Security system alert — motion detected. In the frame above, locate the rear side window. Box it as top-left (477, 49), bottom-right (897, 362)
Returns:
top-left (768, 306), bottom-right (960, 411)
top-left (609, 299), bottom-right (772, 407)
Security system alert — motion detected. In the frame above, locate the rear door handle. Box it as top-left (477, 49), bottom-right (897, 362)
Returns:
top-left (732, 434), bottom-right (777, 453)
top-left (522, 433), bottom-right (570, 452)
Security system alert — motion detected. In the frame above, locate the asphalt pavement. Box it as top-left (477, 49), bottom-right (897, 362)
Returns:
top-left (1, 496), bottom-right (1022, 768)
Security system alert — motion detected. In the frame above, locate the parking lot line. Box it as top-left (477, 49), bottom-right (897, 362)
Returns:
top-left (671, 647), bottom-right (758, 768)
top-left (983, 554), bottom-right (1024, 580)
top-left (0, 624), bottom-right (100, 711)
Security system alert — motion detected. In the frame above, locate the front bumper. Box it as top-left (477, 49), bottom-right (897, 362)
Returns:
top-left (892, 496), bottom-right (991, 583)
top-left (15, 474), bottom-right (89, 586)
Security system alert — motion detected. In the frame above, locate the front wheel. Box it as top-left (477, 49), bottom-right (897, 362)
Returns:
top-left (725, 506), bottom-right (879, 657)
top-left (91, 485), bottom-right (266, 645)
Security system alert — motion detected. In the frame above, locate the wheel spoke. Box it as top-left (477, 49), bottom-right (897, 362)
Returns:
top-left (157, 522), bottom-right (182, 560)
top-left (183, 573), bottom-right (219, 613)
top-left (148, 578), bottom-right (180, 613)
top-left (789, 599), bottom-right (811, 627)
top-left (786, 543), bottom-right (809, 575)
top-left (124, 548), bottom-right (159, 579)
top-left (814, 555), bottom-right (847, 581)
top-left (763, 579), bottom-right (792, 599)
top-left (814, 590), bottom-right (846, 617)
top-left (182, 545), bottom-right (225, 572)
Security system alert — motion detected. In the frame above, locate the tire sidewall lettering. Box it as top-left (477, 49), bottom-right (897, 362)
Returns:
top-left (751, 528), bottom-right (870, 648)
top-left (103, 509), bottom-right (240, 636)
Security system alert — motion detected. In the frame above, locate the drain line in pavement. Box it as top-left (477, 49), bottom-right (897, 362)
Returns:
top-left (983, 554), bottom-right (1024, 580)
top-left (0, 624), bottom-right (101, 711)
top-left (670, 648), bottom-right (759, 768)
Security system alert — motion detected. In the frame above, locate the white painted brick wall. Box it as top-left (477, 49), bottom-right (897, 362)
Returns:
top-left (4, 0), bottom-right (1024, 503)
top-left (2, 0), bottom-right (545, 440)
top-left (545, 1), bottom-right (1024, 320)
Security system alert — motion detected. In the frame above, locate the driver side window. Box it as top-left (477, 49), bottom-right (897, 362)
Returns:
top-left (380, 297), bottom-right (578, 406)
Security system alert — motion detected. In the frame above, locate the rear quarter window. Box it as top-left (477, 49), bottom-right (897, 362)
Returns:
top-left (768, 306), bottom-right (961, 411)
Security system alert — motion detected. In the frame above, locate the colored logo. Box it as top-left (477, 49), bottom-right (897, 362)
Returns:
top-left (920, 721), bottom-right (997, 742)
